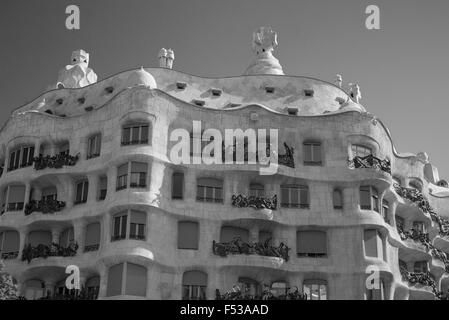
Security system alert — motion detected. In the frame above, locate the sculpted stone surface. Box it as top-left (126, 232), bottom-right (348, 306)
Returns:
top-left (244, 27), bottom-right (284, 75)
top-left (56, 49), bottom-right (97, 88)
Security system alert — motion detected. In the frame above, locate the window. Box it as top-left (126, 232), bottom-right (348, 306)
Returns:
top-left (130, 162), bottom-right (147, 188)
top-left (409, 181), bottom-right (422, 192)
top-left (6, 185), bottom-right (25, 211)
top-left (116, 162), bottom-right (148, 190)
top-left (238, 277), bottom-right (261, 298)
top-left (59, 227), bottom-right (74, 248)
top-left (86, 277), bottom-right (100, 299)
top-left (281, 185), bottom-right (309, 209)
top-left (382, 199), bottom-right (389, 223)
top-left (367, 280), bottom-right (385, 300)
top-left (0, 230), bottom-right (20, 259)
top-left (106, 262), bottom-right (147, 297)
top-left (172, 172), bottom-right (184, 199)
top-left (75, 180), bottom-right (89, 204)
top-left (112, 210), bottom-right (146, 241)
top-left (197, 178), bottom-right (223, 203)
top-left (351, 144), bottom-right (372, 158)
top-left (121, 123), bottom-right (150, 145)
top-left (58, 142), bottom-right (70, 156)
top-left (296, 230), bottom-right (327, 257)
top-left (42, 186), bottom-right (57, 202)
top-left (413, 221), bottom-right (426, 234)
top-left (178, 221), bottom-right (199, 250)
top-left (249, 183), bottom-right (265, 197)
top-left (182, 271), bottom-right (207, 300)
top-left (24, 280), bottom-right (45, 300)
top-left (399, 260), bottom-right (408, 271)
top-left (84, 222), bottom-right (101, 252)
top-left (396, 216), bottom-right (405, 230)
top-left (303, 280), bottom-right (327, 300)
top-left (27, 231), bottom-right (52, 247)
top-left (98, 176), bottom-right (107, 200)
top-left (259, 230), bottom-right (272, 243)
top-left (414, 261), bottom-right (428, 273)
top-left (333, 189), bottom-right (343, 209)
top-left (364, 229), bottom-right (383, 259)
top-left (116, 164), bottom-right (128, 190)
top-left (87, 134), bottom-right (101, 159)
top-left (359, 186), bottom-right (379, 212)
top-left (8, 145), bottom-right (34, 171)
top-left (303, 142), bottom-right (322, 166)
top-left (220, 226), bottom-right (249, 243)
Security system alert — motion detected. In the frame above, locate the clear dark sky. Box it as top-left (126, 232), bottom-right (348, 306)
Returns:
top-left (1, 0), bottom-right (448, 179)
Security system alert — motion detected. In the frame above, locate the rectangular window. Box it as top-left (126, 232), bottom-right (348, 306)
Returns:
top-left (178, 221), bottom-right (199, 250)
top-left (413, 221), bottom-right (426, 234)
top-left (75, 181), bottom-right (89, 204)
top-left (303, 281), bottom-right (327, 300)
top-left (112, 214), bottom-right (127, 241)
top-left (303, 142), bottom-right (322, 166)
top-left (85, 222), bottom-right (101, 251)
top-left (129, 211), bottom-right (146, 240)
top-left (130, 162), bottom-right (147, 188)
top-left (8, 146), bottom-right (33, 171)
top-left (21, 146), bottom-right (34, 167)
top-left (99, 177), bottom-right (107, 200)
top-left (172, 172), bottom-right (184, 200)
top-left (281, 185), bottom-right (309, 208)
top-left (296, 230), bottom-right (327, 257)
top-left (333, 189), bottom-right (343, 209)
top-left (196, 178), bottom-right (223, 203)
top-left (414, 261), bottom-right (428, 273)
top-left (122, 124), bottom-right (149, 145)
top-left (364, 229), bottom-right (382, 258)
top-left (7, 185), bottom-right (25, 211)
top-left (116, 164), bottom-right (128, 191)
top-left (87, 134), bottom-right (101, 159)
top-left (360, 186), bottom-right (371, 210)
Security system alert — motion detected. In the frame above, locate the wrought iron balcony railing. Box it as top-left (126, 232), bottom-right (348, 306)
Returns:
top-left (36, 287), bottom-right (98, 300)
top-left (278, 143), bottom-right (295, 168)
top-left (84, 244), bottom-right (100, 252)
top-left (212, 237), bottom-right (290, 261)
top-left (24, 199), bottom-right (66, 216)
top-left (6, 202), bottom-right (24, 212)
top-left (21, 242), bottom-right (78, 263)
top-left (400, 267), bottom-right (438, 292)
top-left (1, 251), bottom-right (19, 260)
top-left (215, 285), bottom-right (307, 300)
top-left (33, 153), bottom-right (80, 170)
top-left (394, 183), bottom-right (449, 238)
top-left (231, 194), bottom-right (277, 210)
top-left (348, 154), bottom-right (391, 175)
top-left (397, 225), bottom-right (449, 273)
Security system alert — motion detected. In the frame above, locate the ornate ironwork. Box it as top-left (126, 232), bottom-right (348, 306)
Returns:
top-left (348, 154), bottom-right (391, 175)
top-left (278, 143), bottom-right (295, 168)
top-left (397, 225), bottom-right (449, 273)
top-left (212, 237), bottom-right (290, 261)
top-left (33, 153), bottom-right (80, 170)
top-left (1, 251), bottom-right (19, 260)
top-left (24, 199), bottom-right (66, 216)
top-left (394, 183), bottom-right (449, 238)
top-left (84, 244), bottom-right (100, 252)
top-left (231, 194), bottom-right (277, 210)
top-left (215, 284), bottom-right (307, 300)
top-left (37, 287), bottom-right (98, 300)
top-left (21, 242), bottom-right (78, 263)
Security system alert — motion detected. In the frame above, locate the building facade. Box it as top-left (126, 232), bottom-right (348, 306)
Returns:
top-left (1, 29), bottom-right (449, 300)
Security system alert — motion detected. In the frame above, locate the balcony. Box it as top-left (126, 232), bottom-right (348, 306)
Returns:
top-left (215, 285), bottom-right (307, 300)
top-left (33, 153), bottom-right (79, 170)
top-left (212, 237), bottom-right (290, 261)
top-left (231, 194), bottom-right (277, 210)
top-left (348, 154), bottom-right (391, 175)
top-left (397, 225), bottom-right (449, 272)
top-left (278, 143), bottom-right (295, 168)
top-left (35, 288), bottom-right (98, 300)
top-left (394, 183), bottom-right (449, 238)
top-left (84, 244), bottom-right (100, 252)
top-left (400, 267), bottom-right (438, 294)
top-left (1, 251), bottom-right (19, 260)
top-left (24, 199), bottom-right (66, 216)
top-left (21, 242), bottom-right (78, 263)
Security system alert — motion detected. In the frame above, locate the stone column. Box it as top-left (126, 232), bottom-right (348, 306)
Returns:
top-left (24, 181), bottom-right (31, 207)
top-left (74, 220), bottom-right (86, 252)
top-left (107, 165), bottom-right (118, 200)
top-left (103, 213), bottom-right (111, 245)
top-left (65, 178), bottom-right (75, 208)
top-left (43, 280), bottom-right (56, 298)
top-left (184, 170), bottom-right (196, 204)
top-left (98, 266), bottom-right (109, 299)
top-left (18, 229), bottom-right (27, 258)
top-left (34, 141), bottom-right (40, 157)
top-left (87, 174), bottom-right (98, 203)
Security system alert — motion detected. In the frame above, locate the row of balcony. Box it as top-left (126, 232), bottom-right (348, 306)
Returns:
top-left (21, 242), bottom-right (78, 263)
top-left (215, 285), bottom-right (307, 300)
top-left (212, 237), bottom-right (290, 261)
top-left (394, 183), bottom-right (449, 238)
top-left (348, 154), bottom-right (391, 175)
top-left (24, 199), bottom-right (66, 216)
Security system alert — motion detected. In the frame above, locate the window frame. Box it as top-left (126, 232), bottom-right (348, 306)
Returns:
top-left (121, 123), bottom-right (150, 146)
top-left (280, 184), bottom-right (310, 209)
top-left (87, 134), bottom-right (102, 159)
top-left (8, 145), bottom-right (35, 172)
top-left (303, 141), bottom-right (322, 166)
top-left (111, 210), bottom-right (147, 242)
top-left (74, 180), bottom-right (89, 205)
top-left (196, 178), bottom-right (223, 203)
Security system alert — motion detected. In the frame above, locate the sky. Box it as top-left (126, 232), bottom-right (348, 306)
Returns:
top-left (0, 0), bottom-right (448, 179)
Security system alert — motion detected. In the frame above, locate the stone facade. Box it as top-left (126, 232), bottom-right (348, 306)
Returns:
top-left (1, 42), bottom-right (449, 300)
